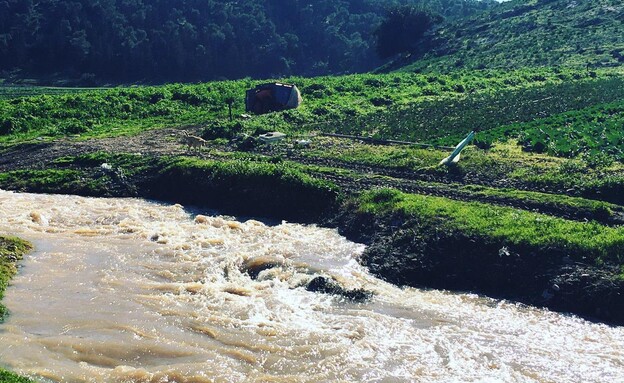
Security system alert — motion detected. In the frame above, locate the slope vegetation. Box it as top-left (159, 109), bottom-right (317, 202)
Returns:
top-left (393, 0), bottom-right (624, 72)
top-left (0, 0), bottom-right (495, 83)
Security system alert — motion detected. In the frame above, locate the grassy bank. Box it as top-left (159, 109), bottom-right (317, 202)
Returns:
top-left (357, 189), bottom-right (624, 264)
top-left (0, 236), bottom-right (33, 383)
top-left (149, 157), bottom-right (338, 221)
top-left (1, 152), bottom-right (339, 222)
top-left (3, 145), bottom-right (624, 223)
top-left (1, 151), bottom-right (623, 323)
top-left (0, 370), bottom-right (32, 383)
top-left (337, 188), bottom-right (624, 323)
top-left (0, 236), bottom-right (32, 320)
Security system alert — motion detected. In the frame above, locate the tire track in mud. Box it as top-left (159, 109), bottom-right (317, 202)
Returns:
top-left (305, 170), bottom-right (624, 225)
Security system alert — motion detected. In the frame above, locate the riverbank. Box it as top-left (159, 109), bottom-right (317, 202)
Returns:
top-left (0, 236), bottom-right (33, 383)
top-left (0, 370), bottom-right (32, 383)
top-left (0, 236), bottom-right (32, 320)
top-left (1, 67), bottom-right (624, 326)
top-left (335, 189), bottom-right (624, 324)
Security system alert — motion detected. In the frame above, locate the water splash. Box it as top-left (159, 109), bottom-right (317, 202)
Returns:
top-left (0, 190), bottom-right (622, 382)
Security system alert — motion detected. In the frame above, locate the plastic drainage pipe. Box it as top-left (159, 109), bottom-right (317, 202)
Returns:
top-left (440, 131), bottom-right (476, 166)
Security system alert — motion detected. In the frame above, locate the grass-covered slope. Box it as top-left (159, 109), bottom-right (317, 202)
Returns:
top-left (0, 370), bottom-right (33, 383)
top-left (2, 68), bottom-right (624, 159)
top-left (0, 236), bottom-right (32, 320)
top-left (0, 152), bottom-right (339, 222)
top-left (394, 0), bottom-right (624, 73)
top-left (338, 189), bottom-right (624, 323)
top-left (358, 189), bottom-right (624, 265)
top-left (149, 157), bottom-right (338, 221)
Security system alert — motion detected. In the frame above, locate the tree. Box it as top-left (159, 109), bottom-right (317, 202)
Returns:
top-left (374, 5), bottom-right (442, 59)
top-left (0, 0), bottom-right (495, 83)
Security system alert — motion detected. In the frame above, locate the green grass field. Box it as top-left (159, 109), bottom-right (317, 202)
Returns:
top-left (3, 68), bottom-right (624, 163)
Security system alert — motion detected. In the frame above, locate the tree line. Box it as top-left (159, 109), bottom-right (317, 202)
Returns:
top-left (0, 0), bottom-right (497, 84)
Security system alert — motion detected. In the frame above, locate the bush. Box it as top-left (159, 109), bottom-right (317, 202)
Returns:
top-left (370, 96), bottom-right (393, 106)
top-left (60, 119), bottom-right (88, 135)
top-left (171, 90), bottom-right (208, 106)
top-left (374, 5), bottom-right (442, 59)
top-left (0, 119), bottom-right (14, 135)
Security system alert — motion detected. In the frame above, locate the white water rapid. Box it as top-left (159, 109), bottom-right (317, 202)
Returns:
top-left (0, 190), bottom-right (622, 382)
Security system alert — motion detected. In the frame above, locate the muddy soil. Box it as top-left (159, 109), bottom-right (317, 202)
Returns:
top-left (0, 128), bottom-right (191, 171)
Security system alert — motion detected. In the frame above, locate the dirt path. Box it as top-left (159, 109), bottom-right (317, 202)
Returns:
top-left (2, 129), bottom-right (623, 225)
top-left (0, 128), bottom-right (191, 171)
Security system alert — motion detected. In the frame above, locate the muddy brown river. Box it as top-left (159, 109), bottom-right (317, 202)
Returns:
top-left (0, 190), bottom-right (622, 382)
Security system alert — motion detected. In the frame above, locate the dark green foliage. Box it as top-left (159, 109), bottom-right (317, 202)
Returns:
top-left (0, 0), bottom-right (496, 83)
top-left (370, 96), bottom-right (394, 106)
top-left (498, 100), bottom-right (624, 161)
top-left (202, 121), bottom-right (244, 140)
top-left (374, 5), bottom-right (442, 59)
top-left (464, 92), bottom-right (624, 161)
top-left (0, 369), bottom-right (34, 383)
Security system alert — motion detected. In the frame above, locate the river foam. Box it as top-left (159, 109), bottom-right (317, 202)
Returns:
top-left (0, 190), bottom-right (622, 382)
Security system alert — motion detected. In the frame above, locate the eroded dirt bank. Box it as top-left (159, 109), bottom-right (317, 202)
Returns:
top-left (333, 206), bottom-right (624, 325)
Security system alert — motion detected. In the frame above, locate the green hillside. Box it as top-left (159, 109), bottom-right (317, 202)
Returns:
top-left (392, 0), bottom-right (624, 72)
top-left (0, 0), bottom-right (495, 84)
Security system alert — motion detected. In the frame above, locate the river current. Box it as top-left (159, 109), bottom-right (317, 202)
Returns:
top-left (0, 190), bottom-right (622, 382)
